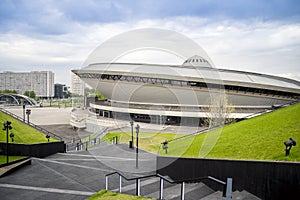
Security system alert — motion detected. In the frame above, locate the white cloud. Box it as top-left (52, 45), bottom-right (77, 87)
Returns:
top-left (0, 16), bottom-right (300, 84)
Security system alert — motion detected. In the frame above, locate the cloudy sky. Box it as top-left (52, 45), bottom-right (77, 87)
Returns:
top-left (0, 0), bottom-right (300, 84)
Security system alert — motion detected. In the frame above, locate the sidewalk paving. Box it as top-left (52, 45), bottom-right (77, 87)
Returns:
top-left (0, 143), bottom-right (158, 200)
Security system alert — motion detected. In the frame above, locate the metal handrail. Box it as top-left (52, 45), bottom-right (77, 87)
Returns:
top-left (0, 108), bottom-right (62, 141)
top-left (65, 127), bottom-right (111, 151)
top-left (105, 171), bottom-right (156, 182)
top-left (105, 171), bottom-right (232, 200)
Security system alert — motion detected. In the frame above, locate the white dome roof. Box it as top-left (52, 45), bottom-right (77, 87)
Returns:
top-left (182, 55), bottom-right (212, 68)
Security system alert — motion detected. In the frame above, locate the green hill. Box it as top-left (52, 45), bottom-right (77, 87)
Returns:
top-left (0, 110), bottom-right (57, 144)
top-left (165, 103), bottom-right (300, 161)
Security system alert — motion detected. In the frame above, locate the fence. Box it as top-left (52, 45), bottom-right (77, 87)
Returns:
top-left (0, 142), bottom-right (65, 158)
top-left (0, 108), bottom-right (62, 141)
top-left (65, 127), bottom-right (114, 152)
top-left (105, 171), bottom-right (232, 200)
top-left (157, 156), bottom-right (300, 200)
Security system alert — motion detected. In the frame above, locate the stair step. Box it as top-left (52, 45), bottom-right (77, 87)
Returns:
top-left (200, 191), bottom-right (222, 200)
top-left (172, 184), bottom-right (214, 200)
top-left (112, 177), bottom-right (159, 193)
top-left (145, 182), bottom-right (212, 200)
top-left (200, 190), bottom-right (262, 200)
top-left (232, 190), bottom-right (261, 200)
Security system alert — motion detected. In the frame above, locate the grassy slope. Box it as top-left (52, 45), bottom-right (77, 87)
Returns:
top-left (104, 132), bottom-right (181, 153)
top-left (0, 111), bottom-right (57, 144)
top-left (168, 103), bottom-right (300, 161)
top-left (88, 190), bottom-right (154, 200)
top-left (209, 103), bottom-right (300, 161)
top-left (105, 103), bottom-right (300, 161)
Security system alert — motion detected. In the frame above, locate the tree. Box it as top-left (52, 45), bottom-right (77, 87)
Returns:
top-left (199, 93), bottom-right (236, 158)
top-left (203, 94), bottom-right (235, 128)
top-left (23, 91), bottom-right (30, 97)
top-left (1, 89), bottom-right (18, 94)
top-left (29, 91), bottom-right (36, 99)
top-left (24, 90), bottom-right (36, 99)
top-left (96, 93), bottom-right (106, 100)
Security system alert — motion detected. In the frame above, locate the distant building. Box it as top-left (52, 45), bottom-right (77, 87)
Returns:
top-left (0, 71), bottom-right (54, 98)
top-left (54, 83), bottom-right (68, 99)
top-left (71, 72), bottom-right (84, 96)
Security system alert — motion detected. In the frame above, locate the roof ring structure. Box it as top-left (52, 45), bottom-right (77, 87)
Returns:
top-left (182, 55), bottom-right (212, 68)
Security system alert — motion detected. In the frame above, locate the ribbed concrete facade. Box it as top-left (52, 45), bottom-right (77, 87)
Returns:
top-left (0, 71), bottom-right (54, 98)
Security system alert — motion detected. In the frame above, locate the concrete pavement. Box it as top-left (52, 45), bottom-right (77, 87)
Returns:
top-left (0, 143), bottom-right (158, 200)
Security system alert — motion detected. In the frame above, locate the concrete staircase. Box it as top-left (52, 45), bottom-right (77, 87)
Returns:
top-left (89, 143), bottom-right (261, 200)
top-left (108, 175), bottom-right (261, 200)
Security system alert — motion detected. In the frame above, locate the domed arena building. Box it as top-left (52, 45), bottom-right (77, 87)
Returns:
top-left (70, 29), bottom-right (300, 128)
top-left (72, 54), bottom-right (300, 127)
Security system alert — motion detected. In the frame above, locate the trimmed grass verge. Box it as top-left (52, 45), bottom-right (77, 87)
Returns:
top-left (0, 111), bottom-right (58, 144)
top-left (0, 155), bottom-right (26, 165)
top-left (103, 103), bottom-right (300, 161)
top-left (88, 190), bottom-right (154, 200)
top-left (103, 131), bottom-right (181, 153)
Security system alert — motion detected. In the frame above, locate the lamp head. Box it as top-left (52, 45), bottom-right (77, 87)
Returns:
top-left (3, 121), bottom-right (12, 130)
top-left (284, 138), bottom-right (296, 147)
top-left (135, 124), bottom-right (140, 133)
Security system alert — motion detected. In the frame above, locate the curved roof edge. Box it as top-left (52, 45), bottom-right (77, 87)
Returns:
top-left (74, 62), bottom-right (300, 93)
top-left (0, 93), bottom-right (37, 106)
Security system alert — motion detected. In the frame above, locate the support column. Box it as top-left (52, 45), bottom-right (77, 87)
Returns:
top-left (181, 182), bottom-right (185, 200)
top-left (159, 178), bottom-right (164, 200)
top-left (136, 178), bottom-right (141, 196)
top-left (119, 175), bottom-right (122, 193)
top-left (105, 176), bottom-right (108, 190)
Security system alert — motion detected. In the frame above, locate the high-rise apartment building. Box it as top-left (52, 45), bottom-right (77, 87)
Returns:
top-left (71, 72), bottom-right (84, 96)
top-left (0, 71), bottom-right (54, 98)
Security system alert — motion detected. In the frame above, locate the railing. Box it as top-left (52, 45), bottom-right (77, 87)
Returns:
top-left (0, 108), bottom-right (62, 141)
top-left (65, 127), bottom-right (113, 152)
top-left (105, 171), bottom-right (232, 200)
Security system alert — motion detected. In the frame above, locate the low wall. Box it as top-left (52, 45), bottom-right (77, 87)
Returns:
top-left (157, 156), bottom-right (300, 200)
top-left (0, 142), bottom-right (65, 158)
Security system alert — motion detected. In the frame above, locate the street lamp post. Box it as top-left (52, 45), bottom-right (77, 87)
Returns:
top-left (135, 124), bottom-right (140, 169)
top-left (3, 121), bottom-right (12, 164)
top-left (26, 109), bottom-right (31, 123)
top-left (130, 121), bottom-right (134, 148)
top-left (22, 104), bottom-right (25, 122)
top-left (46, 135), bottom-right (50, 142)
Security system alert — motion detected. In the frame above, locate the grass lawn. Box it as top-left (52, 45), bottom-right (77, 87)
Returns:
top-left (0, 155), bottom-right (26, 165)
top-left (165, 103), bottom-right (300, 161)
top-left (104, 103), bottom-right (300, 162)
top-left (205, 103), bottom-right (300, 161)
top-left (103, 131), bottom-right (181, 153)
top-left (0, 111), bottom-right (58, 144)
top-left (88, 190), bottom-right (154, 200)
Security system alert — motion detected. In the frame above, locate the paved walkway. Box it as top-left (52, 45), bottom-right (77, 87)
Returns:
top-left (4, 107), bottom-right (72, 125)
top-left (0, 153), bottom-right (106, 199)
top-left (0, 143), bottom-right (157, 200)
